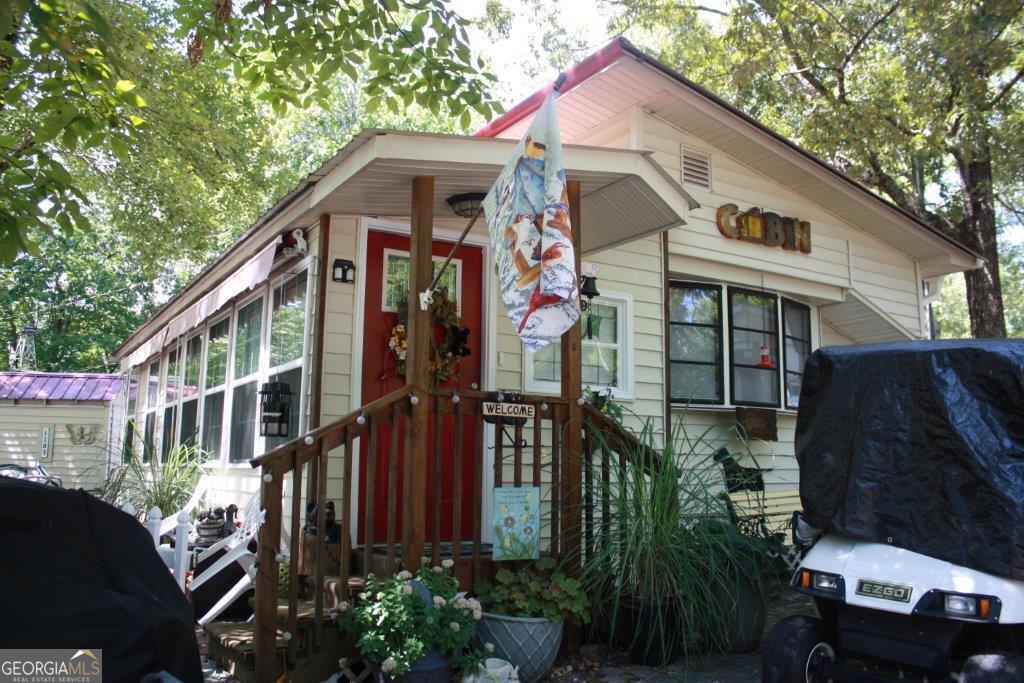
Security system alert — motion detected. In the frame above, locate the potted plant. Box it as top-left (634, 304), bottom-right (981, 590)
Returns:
top-left (473, 557), bottom-right (589, 682)
top-left (336, 559), bottom-right (486, 681)
top-left (581, 419), bottom-right (760, 664)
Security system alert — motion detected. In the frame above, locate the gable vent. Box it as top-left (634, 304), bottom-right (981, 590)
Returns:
top-left (681, 147), bottom-right (712, 190)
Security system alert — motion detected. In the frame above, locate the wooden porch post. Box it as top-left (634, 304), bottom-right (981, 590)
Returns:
top-left (402, 176), bottom-right (434, 568)
top-left (254, 462), bottom-right (284, 682)
top-left (560, 179), bottom-right (584, 598)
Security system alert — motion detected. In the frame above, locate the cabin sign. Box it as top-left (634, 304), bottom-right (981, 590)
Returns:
top-left (716, 204), bottom-right (811, 254)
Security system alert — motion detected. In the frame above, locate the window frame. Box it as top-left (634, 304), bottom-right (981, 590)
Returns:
top-left (666, 282), bottom-right (724, 406)
top-left (226, 289), bottom-right (267, 465)
top-left (265, 268), bottom-right (312, 453)
top-left (202, 313), bottom-right (232, 462)
top-left (380, 247), bottom-right (462, 313)
top-left (781, 298), bottom-right (812, 410)
top-left (727, 287), bottom-right (782, 409)
top-left (523, 291), bottom-right (634, 399)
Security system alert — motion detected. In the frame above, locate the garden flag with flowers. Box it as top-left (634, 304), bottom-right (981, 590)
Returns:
top-left (482, 92), bottom-right (579, 351)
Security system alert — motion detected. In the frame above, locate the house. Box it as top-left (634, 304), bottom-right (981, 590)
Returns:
top-left (0, 371), bottom-right (126, 491)
top-left (111, 38), bottom-right (979, 678)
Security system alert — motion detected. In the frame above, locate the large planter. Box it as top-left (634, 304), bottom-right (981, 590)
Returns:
top-left (713, 576), bottom-right (767, 653)
top-left (475, 612), bottom-right (563, 683)
top-left (616, 598), bottom-right (678, 666)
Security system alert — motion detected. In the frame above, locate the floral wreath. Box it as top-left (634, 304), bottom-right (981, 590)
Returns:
top-left (384, 286), bottom-right (471, 385)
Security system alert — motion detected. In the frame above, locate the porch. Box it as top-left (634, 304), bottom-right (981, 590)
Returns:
top-left (236, 153), bottom-right (690, 679)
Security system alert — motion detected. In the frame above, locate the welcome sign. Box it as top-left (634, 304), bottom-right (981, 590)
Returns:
top-left (716, 204), bottom-right (811, 254)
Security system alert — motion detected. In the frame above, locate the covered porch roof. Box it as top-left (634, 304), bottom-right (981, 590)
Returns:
top-left (820, 289), bottom-right (917, 343)
top-left (114, 128), bottom-right (697, 363)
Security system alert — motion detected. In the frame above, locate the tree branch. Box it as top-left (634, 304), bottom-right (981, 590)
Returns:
top-left (861, 151), bottom-right (964, 240)
top-left (839, 0), bottom-right (901, 73)
top-left (0, 131), bottom-right (34, 174)
top-left (987, 65), bottom-right (1024, 109)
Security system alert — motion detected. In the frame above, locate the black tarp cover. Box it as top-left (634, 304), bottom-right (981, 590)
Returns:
top-left (0, 478), bottom-right (202, 682)
top-left (796, 339), bottom-right (1024, 580)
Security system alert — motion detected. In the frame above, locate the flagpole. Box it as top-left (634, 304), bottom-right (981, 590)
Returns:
top-left (420, 71), bottom-right (568, 309)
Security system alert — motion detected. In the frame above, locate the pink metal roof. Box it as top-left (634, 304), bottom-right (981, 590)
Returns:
top-left (0, 372), bottom-right (125, 402)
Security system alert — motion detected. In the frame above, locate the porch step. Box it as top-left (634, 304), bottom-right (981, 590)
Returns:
top-left (205, 621), bottom-right (285, 683)
top-left (302, 574), bottom-right (366, 606)
top-left (204, 618), bottom-right (350, 683)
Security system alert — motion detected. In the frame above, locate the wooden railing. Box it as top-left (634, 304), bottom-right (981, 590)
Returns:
top-left (247, 388), bottom-right (660, 679)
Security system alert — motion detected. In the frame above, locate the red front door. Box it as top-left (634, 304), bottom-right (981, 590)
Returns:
top-left (358, 230), bottom-right (482, 544)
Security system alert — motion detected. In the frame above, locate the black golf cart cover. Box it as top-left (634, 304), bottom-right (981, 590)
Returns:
top-left (0, 478), bottom-right (202, 681)
top-left (796, 339), bottom-right (1024, 580)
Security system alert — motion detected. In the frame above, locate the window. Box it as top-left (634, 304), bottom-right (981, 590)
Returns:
top-left (228, 295), bottom-right (263, 463)
top-left (668, 283), bottom-right (722, 404)
top-left (271, 271), bottom-right (307, 367)
top-left (180, 334), bottom-right (203, 447)
top-left (203, 317), bottom-right (230, 459)
top-left (382, 250), bottom-right (460, 311)
top-left (141, 360), bottom-right (160, 460)
top-left (526, 294), bottom-right (632, 397)
top-left (123, 368), bottom-right (139, 459)
top-left (729, 289), bottom-right (780, 407)
top-left (667, 281), bottom-right (814, 409)
top-left (783, 300), bottom-right (811, 408)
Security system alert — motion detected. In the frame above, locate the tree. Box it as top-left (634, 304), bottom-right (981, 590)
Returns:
top-left (1, 0), bottom-right (498, 263)
top-left (934, 241), bottom-right (1024, 338)
top-left (618, 0), bottom-right (1024, 337)
top-left (0, 225), bottom-right (167, 371)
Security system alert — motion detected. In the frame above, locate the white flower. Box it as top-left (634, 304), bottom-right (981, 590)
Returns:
top-left (468, 598), bottom-right (481, 611)
top-left (337, 601), bottom-right (349, 612)
top-left (485, 642), bottom-right (495, 653)
top-left (473, 609), bottom-right (482, 620)
top-left (442, 558), bottom-right (454, 569)
top-left (381, 657), bottom-right (397, 674)
top-left (453, 597), bottom-right (469, 609)
top-left (432, 566), bottom-right (443, 574)
top-left (397, 570), bottom-right (412, 580)
top-left (402, 584), bottom-right (413, 596)
top-left (433, 595), bottom-right (446, 607)
top-left (450, 622), bottom-right (461, 632)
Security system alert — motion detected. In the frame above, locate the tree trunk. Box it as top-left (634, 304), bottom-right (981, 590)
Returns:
top-left (957, 133), bottom-right (1007, 338)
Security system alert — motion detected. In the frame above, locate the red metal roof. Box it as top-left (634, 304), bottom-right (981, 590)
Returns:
top-left (0, 372), bottom-right (125, 402)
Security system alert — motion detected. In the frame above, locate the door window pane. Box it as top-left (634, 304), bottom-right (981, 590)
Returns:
top-left (384, 252), bottom-right (459, 310)
top-left (206, 318), bottom-right (230, 389)
top-left (229, 381), bottom-right (258, 463)
top-left (183, 335), bottom-right (202, 399)
top-left (668, 283), bottom-right (722, 403)
top-left (266, 367), bottom-right (302, 451)
top-left (271, 271), bottom-right (308, 367)
top-left (234, 298), bottom-right (263, 379)
top-left (203, 391), bottom-right (225, 458)
top-left (729, 289), bottom-right (779, 406)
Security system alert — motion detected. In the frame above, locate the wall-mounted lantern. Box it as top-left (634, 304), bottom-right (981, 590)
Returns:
top-left (259, 382), bottom-right (292, 438)
top-left (332, 259), bottom-right (356, 284)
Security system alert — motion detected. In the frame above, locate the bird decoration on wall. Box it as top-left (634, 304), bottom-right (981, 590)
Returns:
top-left (66, 423), bottom-right (98, 445)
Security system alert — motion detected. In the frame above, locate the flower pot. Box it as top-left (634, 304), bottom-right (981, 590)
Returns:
top-left (714, 576), bottom-right (767, 653)
top-left (616, 597), bottom-right (678, 666)
top-left (372, 649), bottom-right (452, 683)
top-left (475, 612), bottom-right (563, 683)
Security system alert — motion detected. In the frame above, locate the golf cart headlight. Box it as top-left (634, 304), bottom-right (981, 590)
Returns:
top-left (944, 594), bottom-right (977, 616)
top-left (814, 573), bottom-right (840, 591)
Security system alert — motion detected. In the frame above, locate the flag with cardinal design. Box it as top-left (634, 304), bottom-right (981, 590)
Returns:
top-left (482, 92), bottom-right (579, 351)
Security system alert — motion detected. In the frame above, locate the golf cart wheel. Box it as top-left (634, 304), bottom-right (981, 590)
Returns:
top-left (761, 615), bottom-right (835, 683)
top-left (959, 652), bottom-right (1024, 681)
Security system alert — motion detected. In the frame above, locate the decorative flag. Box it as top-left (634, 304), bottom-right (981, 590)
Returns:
top-left (482, 92), bottom-right (579, 351)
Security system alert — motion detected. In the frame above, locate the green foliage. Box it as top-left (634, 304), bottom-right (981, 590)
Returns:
top-left (91, 435), bottom-right (209, 517)
top-left (0, 225), bottom-right (162, 371)
top-left (584, 387), bottom-right (623, 424)
top-left (2, 0), bottom-right (499, 264)
top-left (580, 418), bottom-right (777, 661)
top-left (474, 556), bottom-right (590, 624)
top-left (935, 242), bottom-right (1024, 338)
top-left (337, 560), bottom-right (485, 677)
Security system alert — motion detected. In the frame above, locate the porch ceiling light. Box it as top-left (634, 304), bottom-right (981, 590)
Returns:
top-left (446, 192), bottom-right (486, 218)
top-left (259, 382), bottom-right (292, 438)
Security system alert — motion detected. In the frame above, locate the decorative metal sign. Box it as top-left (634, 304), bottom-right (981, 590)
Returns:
top-left (716, 204), bottom-right (811, 254)
top-left (482, 401), bottom-right (535, 425)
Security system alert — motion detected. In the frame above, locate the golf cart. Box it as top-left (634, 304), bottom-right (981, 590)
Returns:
top-left (763, 340), bottom-right (1024, 682)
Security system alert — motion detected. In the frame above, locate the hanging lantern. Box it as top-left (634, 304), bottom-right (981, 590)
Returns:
top-left (758, 341), bottom-right (775, 369)
top-left (259, 382), bottom-right (293, 438)
top-left (579, 274), bottom-right (601, 339)
top-left (446, 192), bottom-right (487, 218)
